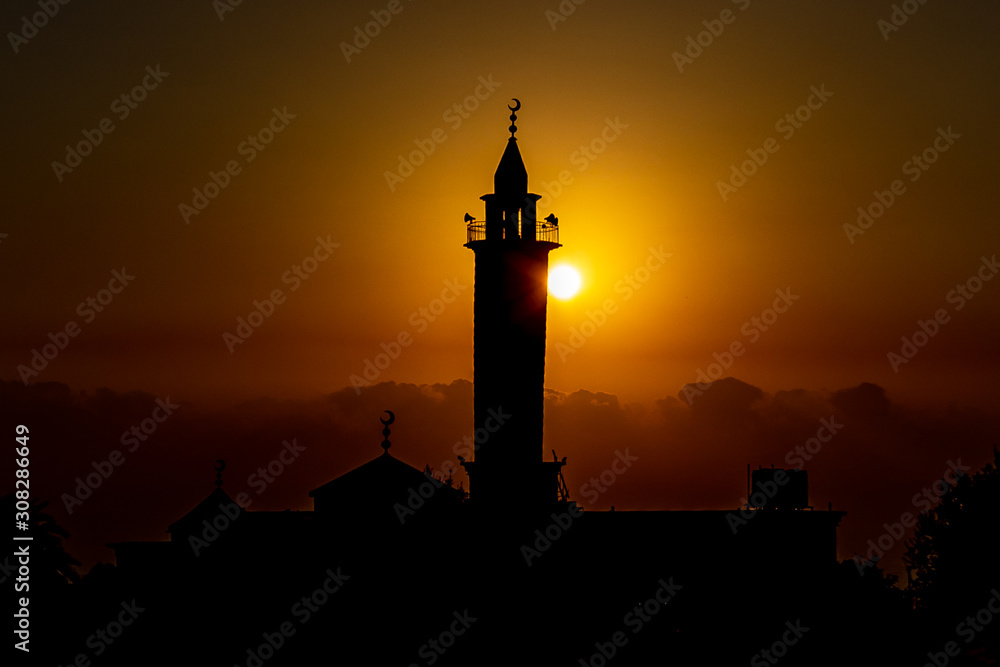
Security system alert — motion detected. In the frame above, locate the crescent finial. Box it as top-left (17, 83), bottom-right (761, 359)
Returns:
top-left (379, 410), bottom-right (394, 454)
top-left (507, 99), bottom-right (521, 137)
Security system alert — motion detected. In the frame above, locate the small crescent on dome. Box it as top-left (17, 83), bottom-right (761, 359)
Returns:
top-left (508, 98), bottom-right (521, 112)
top-left (380, 410), bottom-right (395, 426)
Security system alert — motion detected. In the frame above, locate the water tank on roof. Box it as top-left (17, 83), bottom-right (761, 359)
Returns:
top-left (749, 466), bottom-right (809, 510)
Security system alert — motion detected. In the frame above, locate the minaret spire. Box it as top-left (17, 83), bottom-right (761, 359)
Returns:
top-left (494, 100), bottom-right (528, 203)
top-left (461, 101), bottom-right (567, 515)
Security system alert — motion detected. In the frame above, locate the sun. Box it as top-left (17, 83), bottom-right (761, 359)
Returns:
top-left (548, 264), bottom-right (582, 300)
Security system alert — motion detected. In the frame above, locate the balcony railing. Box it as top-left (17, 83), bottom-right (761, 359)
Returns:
top-left (466, 221), bottom-right (559, 244)
top-left (466, 221), bottom-right (486, 242)
top-left (535, 221), bottom-right (560, 244)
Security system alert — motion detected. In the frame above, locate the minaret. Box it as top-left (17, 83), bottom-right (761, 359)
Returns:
top-left (461, 100), bottom-right (565, 514)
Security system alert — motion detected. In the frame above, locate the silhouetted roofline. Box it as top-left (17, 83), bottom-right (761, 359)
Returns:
top-left (166, 486), bottom-right (238, 533)
top-left (308, 450), bottom-right (427, 498)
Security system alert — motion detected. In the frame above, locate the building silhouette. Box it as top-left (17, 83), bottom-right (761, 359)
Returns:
top-left (75, 102), bottom-right (902, 667)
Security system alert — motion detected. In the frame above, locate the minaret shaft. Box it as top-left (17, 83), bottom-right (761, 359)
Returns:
top-left (471, 240), bottom-right (553, 468)
top-left (460, 101), bottom-right (565, 513)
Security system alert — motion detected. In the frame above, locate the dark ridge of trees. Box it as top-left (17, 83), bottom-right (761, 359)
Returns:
top-left (904, 448), bottom-right (1000, 662)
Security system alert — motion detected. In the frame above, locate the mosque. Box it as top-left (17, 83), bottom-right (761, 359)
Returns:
top-left (104, 101), bottom-right (853, 667)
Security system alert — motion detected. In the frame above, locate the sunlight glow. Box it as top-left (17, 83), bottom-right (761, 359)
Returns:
top-left (549, 264), bottom-right (582, 300)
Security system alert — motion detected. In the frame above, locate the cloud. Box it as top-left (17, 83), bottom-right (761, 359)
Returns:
top-left (830, 382), bottom-right (891, 421)
top-left (4, 377), bottom-right (998, 583)
top-left (679, 376), bottom-right (766, 425)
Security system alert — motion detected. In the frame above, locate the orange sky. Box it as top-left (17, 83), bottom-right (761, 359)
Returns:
top-left (3, 0), bottom-right (999, 577)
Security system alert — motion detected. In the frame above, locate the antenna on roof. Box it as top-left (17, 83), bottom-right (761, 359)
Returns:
top-left (214, 459), bottom-right (226, 488)
top-left (552, 449), bottom-right (570, 502)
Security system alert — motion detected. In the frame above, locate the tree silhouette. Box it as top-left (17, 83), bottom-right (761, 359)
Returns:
top-left (5, 494), bottom-right (80, 586)
top-left (424, 464), bottom-right (469, 502)
top-left (903, 449), bottom-right (1000, 659)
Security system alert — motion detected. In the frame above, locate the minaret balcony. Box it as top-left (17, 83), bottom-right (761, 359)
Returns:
top-left (466, 220), bottom-right (559, 244)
